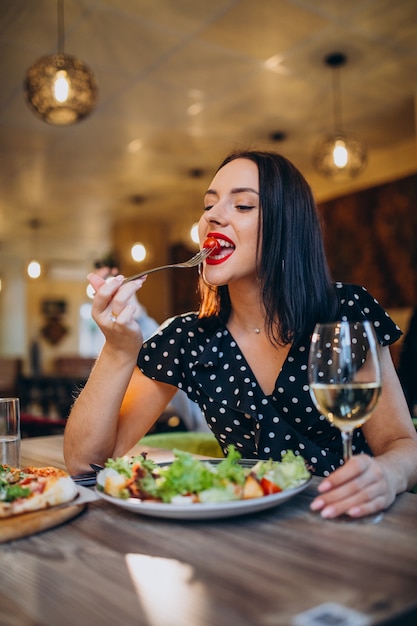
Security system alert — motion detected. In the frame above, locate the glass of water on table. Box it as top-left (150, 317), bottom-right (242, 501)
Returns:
top-left (0, 397), bottom-right (21, 467)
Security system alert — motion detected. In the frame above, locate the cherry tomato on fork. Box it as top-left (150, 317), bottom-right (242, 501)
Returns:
top-left (203, 237), bottom-right (221, 254)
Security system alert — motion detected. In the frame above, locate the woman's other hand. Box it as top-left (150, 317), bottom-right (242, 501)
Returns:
top-left (310, 454), bottom-right (395, 519)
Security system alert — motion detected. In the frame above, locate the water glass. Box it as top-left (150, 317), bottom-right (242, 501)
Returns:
top-left (0, 397), bottom-right (21, 467)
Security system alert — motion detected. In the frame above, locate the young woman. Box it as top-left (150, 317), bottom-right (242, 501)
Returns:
top-left (64, 151), bottom-right (417, 519)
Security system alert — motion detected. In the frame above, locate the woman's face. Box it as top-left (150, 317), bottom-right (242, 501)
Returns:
top-left (198, 158), bottom-right (260, 286)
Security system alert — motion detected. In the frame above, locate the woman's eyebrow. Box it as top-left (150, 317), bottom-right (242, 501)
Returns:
top-left (231, 187), bottom-right (259, 196)
top-left (204, 187), bottom-right (259, 196)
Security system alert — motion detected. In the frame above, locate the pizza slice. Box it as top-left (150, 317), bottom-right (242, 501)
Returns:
top-left (0, 464), bottom-right (78, 518)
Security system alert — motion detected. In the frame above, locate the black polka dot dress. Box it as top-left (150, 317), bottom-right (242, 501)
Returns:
top-left (138, 283), bottom-right (401, 476)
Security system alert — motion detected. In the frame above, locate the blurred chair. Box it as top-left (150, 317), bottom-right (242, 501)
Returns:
top-left (53, 356), bottom-right (96, 378)
top-left (0, 357), bottom-right (23, 397)
top-left (139, 431), bottom-right (224, 458)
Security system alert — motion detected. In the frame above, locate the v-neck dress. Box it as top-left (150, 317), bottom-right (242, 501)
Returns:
top-left (138, 283), bottom-right (401, 476)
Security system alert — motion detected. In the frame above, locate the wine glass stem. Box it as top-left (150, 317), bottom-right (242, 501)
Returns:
top-left (341, 431), bottom-right (353, 462)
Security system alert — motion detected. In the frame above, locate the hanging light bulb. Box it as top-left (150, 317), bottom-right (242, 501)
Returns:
top-left (27, 260), bottom-right (42, 279)
top-left (26, 218), bottom-right (42, 279)
top-left (332, 139), bottom-right (348, 168)
top-left (23, 0), bottom-right (98, 125)
top-left (190, 222), bottom-right (199, 244)
top-left (313, 52), bottom-right (367, 179)
top-left (131, 242), bottom-right (147, 262)
top-left (53, 70), bottom-right (70, 102)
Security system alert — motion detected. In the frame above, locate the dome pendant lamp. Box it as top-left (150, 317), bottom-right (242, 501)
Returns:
top-left (313, 52), bottom-right (367, 179)
top-left (23, 0), bottom-right (98, 125)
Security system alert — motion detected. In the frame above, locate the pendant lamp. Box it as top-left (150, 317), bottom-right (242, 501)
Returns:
top-left (27, 218), bottom-right (42, 280)
top-left (313, 52), bottom-right (367, 179)
top-left (23, 0), bottom-right (98, 126)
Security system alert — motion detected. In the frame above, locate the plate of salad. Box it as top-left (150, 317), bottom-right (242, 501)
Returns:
top-left (95, 447), bottom-right (311, 520)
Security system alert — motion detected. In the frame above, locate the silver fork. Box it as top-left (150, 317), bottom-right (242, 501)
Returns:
top-left (122, 247), bottom-right (211, 284)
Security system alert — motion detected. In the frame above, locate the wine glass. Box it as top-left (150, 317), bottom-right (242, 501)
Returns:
top-left (308, 320), bottom-right (382, 522)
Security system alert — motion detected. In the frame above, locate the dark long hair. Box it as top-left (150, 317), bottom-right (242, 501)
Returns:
top-left (198, 150), bottom-right (338, 345)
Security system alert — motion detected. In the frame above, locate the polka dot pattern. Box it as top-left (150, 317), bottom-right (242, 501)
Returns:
top-left (138, 283), bottom-right (401, 476)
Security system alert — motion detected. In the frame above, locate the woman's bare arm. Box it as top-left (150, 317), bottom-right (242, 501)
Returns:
top-left (63, 272), bottom-right (175, 474)
top-left (64, 352), bottom-right (175, 474)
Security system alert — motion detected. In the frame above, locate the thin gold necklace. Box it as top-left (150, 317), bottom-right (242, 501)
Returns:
top-left (230, 318), bottom-right (262, 334)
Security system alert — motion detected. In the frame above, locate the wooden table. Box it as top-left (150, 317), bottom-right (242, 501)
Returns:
top-left (1, 436), bottom-right (416, 626)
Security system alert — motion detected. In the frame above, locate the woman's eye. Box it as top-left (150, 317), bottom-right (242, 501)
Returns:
top-left (236, 205), bottom-right (255, 211)
top-left (204, 205), bottom-right (213, 211)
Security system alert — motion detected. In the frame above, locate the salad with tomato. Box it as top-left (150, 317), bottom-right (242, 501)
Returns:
top-left (96, 447), bottom-right (310, 505)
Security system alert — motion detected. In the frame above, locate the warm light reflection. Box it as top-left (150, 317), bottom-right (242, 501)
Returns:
top-left (187, 102), bottom-right (203, 116)
top-left (127, 139), bottom-right (143, 153)
top-left (53, 70), bottom-right (70, 102)
top-left (190, 222), bottom-right (199, 244)
top-left (86, 283), bottom-right (95, 299)
top-left (264, 54), bottom-right (289, 74)
top-left (125, 554), bottom-right (207, 625)
top-left (332, 139), bottom-right (348, 168)
top-left (131, 242), bottom-right (147, 262)
top-left (27, 260), bottom-right (41, 279)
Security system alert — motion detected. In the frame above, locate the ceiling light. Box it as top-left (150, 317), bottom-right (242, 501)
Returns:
top-left (27, 218), bottom-right (42, 279)
top-left (190, 223), bottom-right (199, 244)
top-left (313, 52), bottom-right (367, 179)
top-left (86, 284), bottom-right (95, 299)
top-left (27, 260), bottom-right (42, 280)
top-left (131, 242), bottom-right (147, 262)
top-left (23, 0), bottom-right (98, 126)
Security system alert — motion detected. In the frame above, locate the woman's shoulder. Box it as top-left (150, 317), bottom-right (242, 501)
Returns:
top-left (334, 282), bottom-right (402, 345)
top-left (334, 282), bottom-right (389, 313)
top-left (334, 282), bottom-right (375, 305)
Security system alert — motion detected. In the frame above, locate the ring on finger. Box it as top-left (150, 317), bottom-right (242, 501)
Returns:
top-left (110, 311), bottom-right (118, 323)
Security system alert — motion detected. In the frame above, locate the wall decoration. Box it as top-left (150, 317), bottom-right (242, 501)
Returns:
top-left (40, 299), bottom-right (69, 345)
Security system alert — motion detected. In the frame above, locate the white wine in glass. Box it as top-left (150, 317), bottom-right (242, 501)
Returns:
top-left (308, 321), bottom-right (382, 463)
top-left (308, 321), bottom-right (384, 523)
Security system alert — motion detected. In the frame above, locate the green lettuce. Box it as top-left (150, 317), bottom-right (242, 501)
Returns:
top-left (105, 454), bottom-right (159, 478)
top-left (155, 445), bottom-right (246, 503)
top-left (254, 450), bottom-right (310, 490)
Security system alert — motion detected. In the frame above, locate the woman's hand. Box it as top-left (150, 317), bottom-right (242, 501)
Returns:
top-left (87, 272), bottom-right (147, 353)
top-left (310, 454), bottom-right (395, 519)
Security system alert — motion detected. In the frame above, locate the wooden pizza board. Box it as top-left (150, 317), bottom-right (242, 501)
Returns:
top-left (0, 503), bottom-right (86, 543)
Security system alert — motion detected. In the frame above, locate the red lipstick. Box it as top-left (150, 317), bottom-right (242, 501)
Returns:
top-left (204, 232), bottom-right (235, 265)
